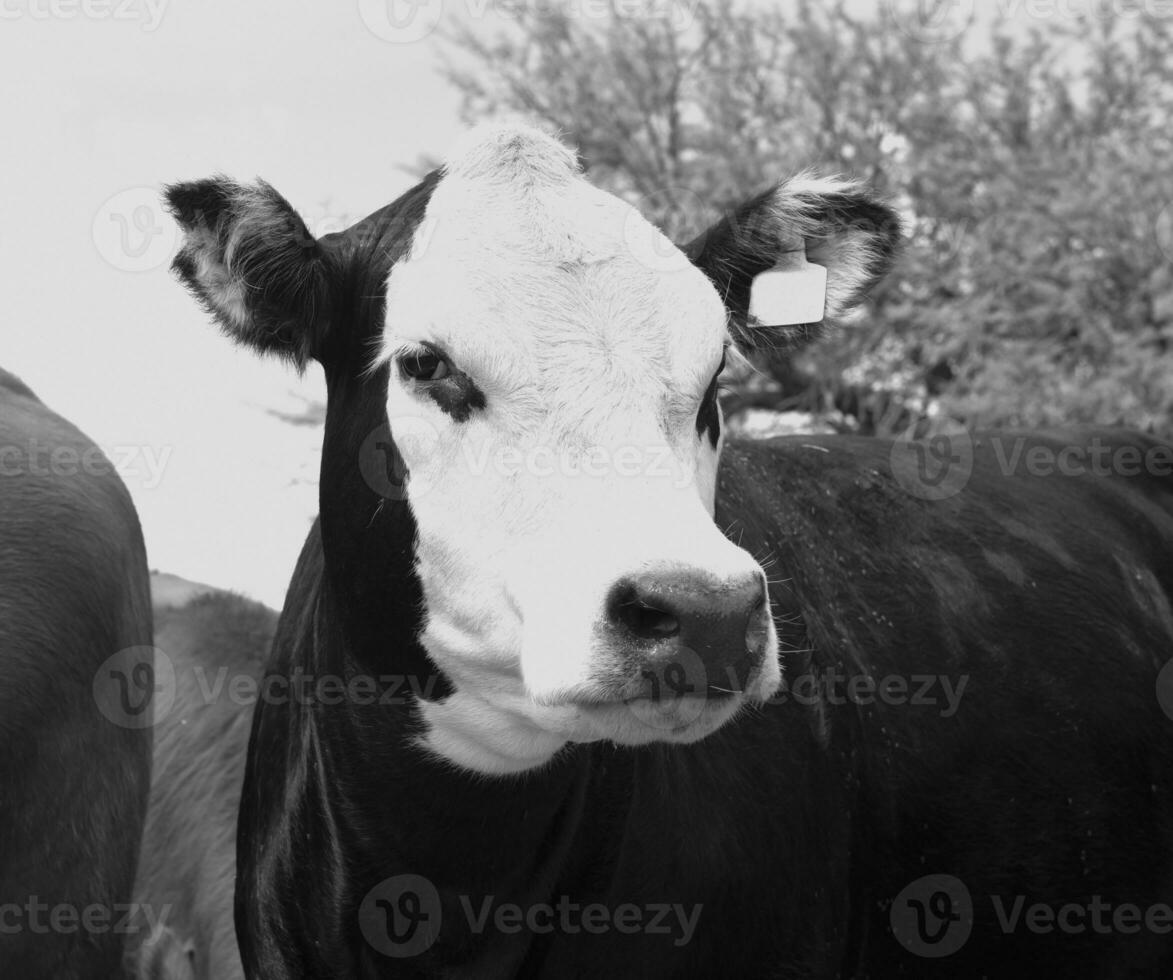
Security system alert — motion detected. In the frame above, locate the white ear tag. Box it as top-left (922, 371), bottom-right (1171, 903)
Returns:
top-left (748, 250), bottom-right (828, 327)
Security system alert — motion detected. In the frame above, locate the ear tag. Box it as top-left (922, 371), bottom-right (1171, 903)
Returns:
top-left (748, 250), bottom-right (828, 327)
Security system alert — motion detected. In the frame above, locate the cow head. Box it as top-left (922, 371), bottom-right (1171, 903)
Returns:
top-left (167, 122), bottom-right (900, 774)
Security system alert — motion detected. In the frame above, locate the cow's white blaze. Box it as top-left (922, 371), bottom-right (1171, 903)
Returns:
top-left (377, 123), bottom-right (780, 774)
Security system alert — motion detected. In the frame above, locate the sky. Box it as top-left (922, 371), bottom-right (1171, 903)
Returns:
top-left (1, 0), bottom-right (474, 608)
top-left (1, 0), bottom-right (1092, 609)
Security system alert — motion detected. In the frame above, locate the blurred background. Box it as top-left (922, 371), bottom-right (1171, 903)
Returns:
top-left (4, 0), bottom-right (1172, 607)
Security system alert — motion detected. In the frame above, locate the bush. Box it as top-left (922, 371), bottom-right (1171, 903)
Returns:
top-left (439, 1), bottom-right (1173, 437)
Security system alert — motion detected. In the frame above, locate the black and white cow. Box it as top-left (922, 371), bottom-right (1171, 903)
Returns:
top-left (167, 123), bottom-right (1173, 978)
top-left (0, 367), bottom-right (154, 978)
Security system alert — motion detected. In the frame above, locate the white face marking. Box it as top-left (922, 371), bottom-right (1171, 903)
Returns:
top-left (378, 123), bottom-right (780, 774)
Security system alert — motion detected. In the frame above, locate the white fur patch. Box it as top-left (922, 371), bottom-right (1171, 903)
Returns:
top-left (378, 121), bottom-right (779, 773)
top-left (443, 118), bottom-right (580, 186)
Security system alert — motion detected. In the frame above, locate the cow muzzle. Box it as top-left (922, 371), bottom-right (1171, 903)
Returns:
top-left (602, 566), bottom-right (773, 702)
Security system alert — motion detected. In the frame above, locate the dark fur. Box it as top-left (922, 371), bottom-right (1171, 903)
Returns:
top-left (165, 172), bottom-right (1173, 978)
top-left (166, 178), bottom-right (333, 368)
top-left (0, 367), bottom-right (153, 978)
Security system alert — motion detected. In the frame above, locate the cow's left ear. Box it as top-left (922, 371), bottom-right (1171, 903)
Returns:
top-left (165, 177), bottom-right (332, 369)
top-left (684, 175), bottom-right (902, 350)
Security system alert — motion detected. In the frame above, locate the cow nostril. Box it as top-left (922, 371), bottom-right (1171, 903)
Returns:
top-left (617, 599), bottom-right (680, 639)
top-left (610, 585), bottom-right (681, 640)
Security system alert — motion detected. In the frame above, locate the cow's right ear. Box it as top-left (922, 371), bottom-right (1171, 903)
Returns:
top-left (165, 178), bottom-right (331, 369)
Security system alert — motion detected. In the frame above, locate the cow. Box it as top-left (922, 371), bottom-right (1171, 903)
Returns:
top-left (128, 575), bottom-right (275, 980)
top-left (165, 122), bottom-right (1173, 978)
top-left (0, 366), bottom-right (153, 978)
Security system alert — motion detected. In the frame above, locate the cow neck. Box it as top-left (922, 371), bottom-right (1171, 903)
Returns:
top-left (311, 358), bottom-right (595, 893)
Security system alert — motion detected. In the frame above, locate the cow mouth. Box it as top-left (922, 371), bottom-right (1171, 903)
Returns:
top-left (621, 690), bottom-right (736, 705)
top-left (561, 689), bottom-right (749, 743)
top-left (556, 648), bottom-right (766, 711)
top-left (622, 646), bottom-right (764, 703)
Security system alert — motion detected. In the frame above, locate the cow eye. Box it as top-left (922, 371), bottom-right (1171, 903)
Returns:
top-left (400, 349), bottom-right (450, 382)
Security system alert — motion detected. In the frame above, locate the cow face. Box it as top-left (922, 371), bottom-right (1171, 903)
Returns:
top-left (167, 122), bottom-right (900, 774)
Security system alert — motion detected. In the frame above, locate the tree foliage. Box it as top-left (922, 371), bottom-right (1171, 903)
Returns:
top-left (440, 0), bottom-right (1173, 436)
